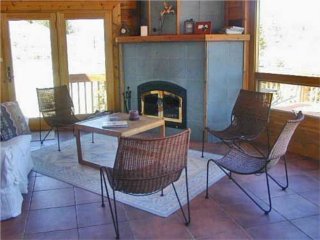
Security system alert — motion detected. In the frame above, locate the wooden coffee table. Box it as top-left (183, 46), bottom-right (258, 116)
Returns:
top-left (74, 113), bottom-right (165, 168)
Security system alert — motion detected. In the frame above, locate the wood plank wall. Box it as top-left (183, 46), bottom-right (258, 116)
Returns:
top-left (224, 0), bottom-right (250, 90)
top-left (224, 1), bottom-right (245, 28)
top-left (267, 110), bottom-right (320, 160)
top-left (0, 0), bottom-right (139, 36)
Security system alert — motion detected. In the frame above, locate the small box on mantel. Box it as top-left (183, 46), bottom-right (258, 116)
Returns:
top-left (194, 21), bottom-right (212, 34)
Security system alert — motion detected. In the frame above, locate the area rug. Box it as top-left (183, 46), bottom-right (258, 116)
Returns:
top-left (31, 133), bottom-right (224, 217)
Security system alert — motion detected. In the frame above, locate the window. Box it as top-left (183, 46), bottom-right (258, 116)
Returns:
top-left (256, 0), bottom-right (320, 116)
top-left (259, 82), bottom-right (320, 117)
top-left (65, 19), bottom-right (107, 114)
top-left (6, 16), bottom-right (56, 118)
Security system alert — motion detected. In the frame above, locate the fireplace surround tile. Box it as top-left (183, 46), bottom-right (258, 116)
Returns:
top-left (121, 41), bottom-right (243, 141)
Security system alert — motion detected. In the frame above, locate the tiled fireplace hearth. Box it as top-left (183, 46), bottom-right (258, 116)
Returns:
top-left (120, 41), bottom-right (244, 141)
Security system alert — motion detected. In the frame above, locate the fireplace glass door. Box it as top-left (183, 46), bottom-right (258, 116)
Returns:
top-left (141, 90), bottom-right (161, 117)
top-left (163, 91), bottom-right (182, 123)
top-left (141, 90), bottom-right (182, 124)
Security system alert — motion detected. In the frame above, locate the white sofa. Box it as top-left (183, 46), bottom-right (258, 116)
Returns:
top-left (0, 102), bottom-right (33, 220)
top-left (1, 135), bottom-right (33, 220)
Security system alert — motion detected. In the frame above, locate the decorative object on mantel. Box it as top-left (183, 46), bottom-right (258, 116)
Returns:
top-left (122, 86), bottom-right (131, 113)
top-left (194, 21), bottom-right (212, 34)
top-left (140, 25), bottom-right (148, 36)
top-left (159, 1), bottom-right (175, 32)
top-left (184, 19), bottom-right (195, 34)
top-left (119, 24), bottom-right (130, 36)
top-left (155, 1), bottom-right (175, 33)
top-left (225, 26), bottom-right (244, 34)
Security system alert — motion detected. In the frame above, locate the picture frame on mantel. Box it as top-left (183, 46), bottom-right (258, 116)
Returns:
top-left (194, 21), bottom-right (212, 34)
top-left (140, 0), bottom-right (179, 35)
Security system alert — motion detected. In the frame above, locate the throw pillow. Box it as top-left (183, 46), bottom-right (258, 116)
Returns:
top-left (0, 101), bottom-right (30, 141)
top-left (1, 104), bottom-right (18, 141)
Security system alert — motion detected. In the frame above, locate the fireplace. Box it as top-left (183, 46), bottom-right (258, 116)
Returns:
top-left (138, 81), bottom-right (186, 128)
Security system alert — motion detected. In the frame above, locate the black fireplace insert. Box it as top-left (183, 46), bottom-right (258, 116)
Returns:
top-left (138, 81), bottom-right (186, 129)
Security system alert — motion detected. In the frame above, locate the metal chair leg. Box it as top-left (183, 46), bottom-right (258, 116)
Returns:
top-left (283, 155), bottom-right (289, 189)
top-left (184, 167), bottom-right (191, 225)
top-left (267, 155), bottom-right (289, 190)
top-left (100, 168), bottom-right (105, 208)
top-left (264, 170), bottom-right (272, 214)
top-left (201, 129), bottom-right (205, 158)
top-left (100, 167), bottom-right (120, 239)
top-left (205, 159), bottom-right (215, 199)
top-left (215, 162), bottom-right (272, 214)
top-left (40, 128), bottom-right (53, 145)
top-left (266, 125), bottom-right (270, 155)
top-left (39, 112), bottom-right (42, 144)
top-left (172, 167), bottom-right (190, 225)
top-left (56, 128), bottom-right (61, 151)
top-left (112, 189), bottom-right (120, 239)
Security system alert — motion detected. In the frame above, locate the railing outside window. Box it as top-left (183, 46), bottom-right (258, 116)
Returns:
top-left (69, 74), bottom-right (106, 115)
top-left (259, 81), bottom-right (320, 117)
top-left (256, 0), bottom-right (320, 117)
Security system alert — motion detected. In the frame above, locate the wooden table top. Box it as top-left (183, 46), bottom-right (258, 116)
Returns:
top-left (75, 113), bottom-right (165, 138)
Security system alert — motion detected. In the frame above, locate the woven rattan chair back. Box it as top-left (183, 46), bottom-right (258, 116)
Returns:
top-left (36, 85), bottom-right (78, 127)
top-left (36, 85), bottom-right (80, 151)
top-left (232, 89), bottom-right (273, 138)
top-left (202, 89), bottom-right (273, 158)
top-left (110, 129), bottom-right (191, 194)
top-left (267, 111), bottom-right (304, 169)
top-left (100, 129), bottom-right (192, 238)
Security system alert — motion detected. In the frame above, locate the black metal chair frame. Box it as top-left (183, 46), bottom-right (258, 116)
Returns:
top-left (37, 85), bottom-right (96, 151)
top-left (100, 167), bottom-right (190, 239)
top-left (203, 126), bottom-right (271, 158)
top-left (202, 89), bottom-right (273, 158)
top-left (39, 117), bottom-right (95, 151)
top-left (206, 111), bottom-right (304, 214)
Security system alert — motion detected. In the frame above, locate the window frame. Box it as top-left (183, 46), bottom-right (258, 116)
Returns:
top-left (254, 0), bottom-right (320, 117)
top-left (1, 13), bottom-right (60, 99)
top-left (57, 11), bottom-right (114, 112)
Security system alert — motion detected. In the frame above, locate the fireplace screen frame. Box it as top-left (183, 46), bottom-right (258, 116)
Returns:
top-left (141, 90), bottom-right (183, 123)
top-left (138, 81), bottom-right (187, 129)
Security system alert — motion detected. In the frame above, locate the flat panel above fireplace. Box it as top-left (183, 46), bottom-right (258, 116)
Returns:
top-left (138, 81), bottom-right (187, 129)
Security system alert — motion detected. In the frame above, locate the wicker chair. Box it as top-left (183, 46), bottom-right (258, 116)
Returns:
top-left (206, 111), bottom-right (304, 214)
top-left (100, 129), bottom-right (191, 239)
top-left (202, 89), bottom-right (273, 157)
top-left (37, 85), bottom-right (104, 151)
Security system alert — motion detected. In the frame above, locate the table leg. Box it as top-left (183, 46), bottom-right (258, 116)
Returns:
top-left (75, 127), bottom-right (83, 164)
top-left (160, 124), bottom-right (165, 138)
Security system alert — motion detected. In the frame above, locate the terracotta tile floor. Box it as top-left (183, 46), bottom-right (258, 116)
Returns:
top-left (1, 133), bottom-right (319, 240)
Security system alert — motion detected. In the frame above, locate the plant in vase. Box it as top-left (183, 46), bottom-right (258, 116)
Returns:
top-left (158, 1), bottom-right (175, 33)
